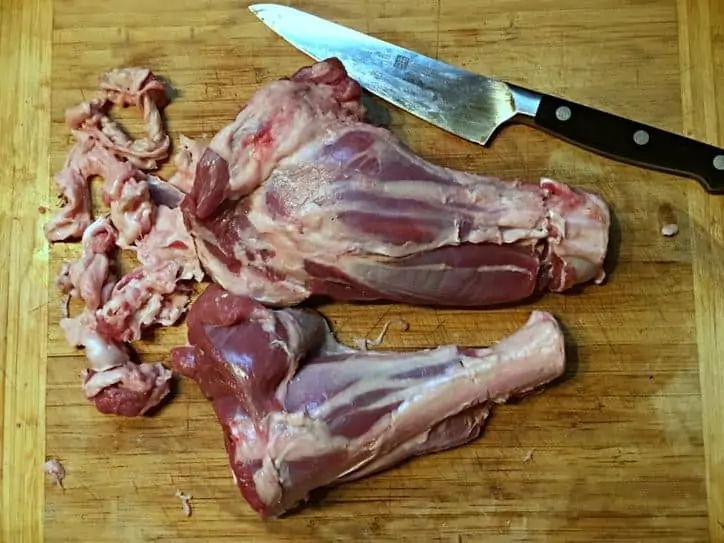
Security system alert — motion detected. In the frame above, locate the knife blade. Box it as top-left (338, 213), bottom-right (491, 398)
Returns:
top-left (249, 3), bottom-right (724, 194)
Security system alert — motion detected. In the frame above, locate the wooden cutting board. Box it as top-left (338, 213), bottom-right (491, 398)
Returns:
top-left (2, 0), bottom-right (723, 541)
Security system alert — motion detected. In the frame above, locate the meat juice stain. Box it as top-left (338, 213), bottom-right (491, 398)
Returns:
top-left (250, 122), bottom-right (274, 149)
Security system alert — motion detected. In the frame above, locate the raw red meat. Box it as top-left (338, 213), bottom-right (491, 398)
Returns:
top-left (180, 57), bottom-right (611, 308)
top-left (171, 283), bottom-right (566, 518)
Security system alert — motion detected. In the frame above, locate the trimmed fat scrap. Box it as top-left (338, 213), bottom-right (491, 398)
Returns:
top-left (181, 57), bottom-right (612, 308)
top-left (171, 283), bottom-right (567, 518)
top-left (45, 66), bottom-right (204, 417)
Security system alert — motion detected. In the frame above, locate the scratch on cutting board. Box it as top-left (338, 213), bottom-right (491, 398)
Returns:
top-left (434, 0), bottom-right (441, 60)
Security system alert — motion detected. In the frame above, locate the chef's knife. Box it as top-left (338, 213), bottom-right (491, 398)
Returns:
top-left (249, 3), bottom-right (724, 194)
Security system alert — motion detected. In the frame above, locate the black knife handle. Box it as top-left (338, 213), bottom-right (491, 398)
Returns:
top-left (533, 94), bottom-right (724, 194)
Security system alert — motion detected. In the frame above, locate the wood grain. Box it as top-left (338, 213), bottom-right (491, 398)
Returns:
top-left (677, 0), bottom-right (724, 539)
top-left (0, 0), bottom-right (52, 541)
top-left (0, 0), bottom-right (721, 540)
top-left (44, 1), bottom-right (708, 541)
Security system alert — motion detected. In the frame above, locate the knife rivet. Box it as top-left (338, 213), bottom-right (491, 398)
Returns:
top-left (714, 155), bottom-right (724, 170)
top-left (633, 130), bottom-right (650, 146)
top-left (555, 106), bottom-right (572, 122)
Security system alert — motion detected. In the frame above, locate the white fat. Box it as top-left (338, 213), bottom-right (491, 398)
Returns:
top-left (661, 223), bottom-right (679, 237)
top-left (175, 489), bottom-right (193, 517)
top-left (44, 458), bottom-right (66, 488)
top-left (477, 264), bottom-right (533, 274)
top-left (499, 226), bottom-right (547, 244)
top-left (307, 347), bottom-right (458, 421)
top-left (82, 367), bottom-right (126, 398)
top-left (229, 413), bottom-right (268, 462)
top-left (250, 307), bottom-right (278, 335)
top-left (60, 313), bottom-right (129, 371)
top-left (191, 221), bottom-right (309, 305)
top-left (252, 455), bottom-right (283, 506)
top-left (83, 331), bottom-right (130, 371)
top-left (546, 210), bottom-right (566, 241)
top-left (266, 412), bottom-right (346, 463)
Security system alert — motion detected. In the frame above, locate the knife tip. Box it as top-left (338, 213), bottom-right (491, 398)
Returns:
top-left (248, 3), bottom-right (277, 14)
top-left (248, 3), bottom-right (267, 16)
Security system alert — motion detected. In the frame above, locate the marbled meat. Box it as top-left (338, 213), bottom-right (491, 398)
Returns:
top-left (171, 283), bottom-right (566, 518)
top-left (181, 57), bottom-right (611, 308)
